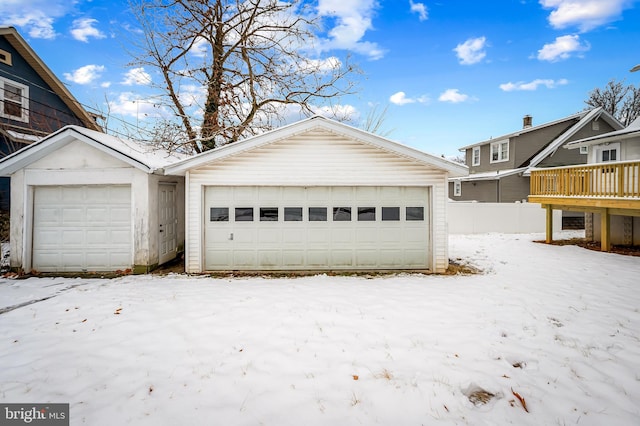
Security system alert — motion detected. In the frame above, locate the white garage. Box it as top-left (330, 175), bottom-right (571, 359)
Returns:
top-left (166, 116), bottom-right (467, 273)
top-left (0, 126), bottom-right (186, 274)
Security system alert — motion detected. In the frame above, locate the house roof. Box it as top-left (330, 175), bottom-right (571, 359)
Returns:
top-left (0, 26), bottom-right (101, 132)
top-left (457, 108), bottom-right (621, 151)
top-left (564, 116), bottom-right (640, 149)
top-left (526, 107), bottom-right (623, 167)
top-left (0, 125), bottom-right (187, 176)
top-left (164, 115), bottom-right (469, 177)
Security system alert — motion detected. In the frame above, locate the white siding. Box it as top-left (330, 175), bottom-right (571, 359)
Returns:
top-left (184, 129), bottom-right (450, 273)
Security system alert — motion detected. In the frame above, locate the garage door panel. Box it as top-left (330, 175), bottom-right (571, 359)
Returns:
top-left (33, 185), bottom-right (132, 272)
top-left (282, 250), bottom-right (305, 267)
top-left (233, 251), bottom-right (256, 267)
top-left (204, 186), bottom-right (430, 271)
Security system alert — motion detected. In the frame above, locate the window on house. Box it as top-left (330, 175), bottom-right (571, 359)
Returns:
top-left (0, 49), bottom-right (11, 66)
top-left (490, 141), bottom-right (509, 163)
top-left (284, 207), bottom-right (302, 221)
top-left (472, 146), bottom-right (480, 166)
top-left (210, 207), bottom-right (229, 221)
top-left (357, 207), bottom-right (375, 221)
top-left (453, 180), bottom-right (462, 197)
top-left (0, 77), bottom-right (28, 122)
top-left (601, 148), bottom-right (617, 162)
top-left (579, 146), bottom-right (588, 155)
top-left (382, 207), bottom-right (400, 221)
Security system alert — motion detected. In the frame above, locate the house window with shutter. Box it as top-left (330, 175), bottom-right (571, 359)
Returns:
top-left (0, 76), bottom-right (29, 122)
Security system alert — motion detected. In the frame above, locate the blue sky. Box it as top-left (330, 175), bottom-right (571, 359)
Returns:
top-left (2, 0), bottom-right (639, 157)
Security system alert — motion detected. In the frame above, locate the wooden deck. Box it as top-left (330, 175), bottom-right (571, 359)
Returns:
top-left (528, 161), bottom-right (640, 251)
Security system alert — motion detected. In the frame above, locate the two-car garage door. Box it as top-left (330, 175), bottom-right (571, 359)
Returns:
top-left (204, 186), bottom-right (431, 271)
top-left (32, 185), bottom-right (132, 272)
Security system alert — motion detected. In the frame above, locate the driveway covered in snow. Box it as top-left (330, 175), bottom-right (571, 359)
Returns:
top-left (1, 233), bottom-right (639, 425)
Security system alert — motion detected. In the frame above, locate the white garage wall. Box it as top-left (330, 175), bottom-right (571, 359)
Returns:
top-left (185, 128), bottom-right (451, 273)
top-left (448, 201), bottom-right (563, 234)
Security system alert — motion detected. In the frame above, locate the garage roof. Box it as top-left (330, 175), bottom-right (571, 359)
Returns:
top-left (0, 125), bottom-right (186, 176)
top-left (165, 115), bottom-right (468, 177)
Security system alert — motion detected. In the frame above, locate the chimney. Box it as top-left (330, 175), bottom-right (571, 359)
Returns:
top-left (523, 115), bottom-right (532, 129)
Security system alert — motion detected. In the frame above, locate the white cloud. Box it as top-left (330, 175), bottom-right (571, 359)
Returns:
top-left (438, 89), bottom-right (471, 103)
top-left (107, 92), bottom-right (170, 120)
top-left (537, 34), bottom-right (590, 61)
top-left (389, 91), bottom-right (429, 106)
top-left (453, 37), bottom-right (487, 65)
top-left (317, 0), bottom-right (386, 60)
top-left (311, 104), bottom-right (358, 121)
top-left (409, 1), bottom-right (428, 21)
top-left (540, 0), bottom-right (633, 32)
top-left (0, 0), bottom-right (75, 39)
top-left (70, 18), bottom-right (106, 43)
top-left (63, 64), bottom-right (105, 85)
top-left (499, 78), bottom-right (569, 91)
top-left (1, 10), bottom-right (56, 39)
top-left (121, 67), bottom-right (152, 86)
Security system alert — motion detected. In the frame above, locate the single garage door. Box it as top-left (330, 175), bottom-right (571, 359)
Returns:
top-left (204, 186), bottom-right (430, 270)
top-left (32, 185), bottom-right (132, 272)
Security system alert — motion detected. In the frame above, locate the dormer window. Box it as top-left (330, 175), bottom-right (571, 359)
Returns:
top-left (490, 140), bottom-right (509, 163)
top-left (0, 76), bottom-right (29, 122)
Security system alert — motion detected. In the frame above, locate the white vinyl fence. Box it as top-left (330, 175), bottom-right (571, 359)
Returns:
top-left (448, 201), bottom-right (562, 234)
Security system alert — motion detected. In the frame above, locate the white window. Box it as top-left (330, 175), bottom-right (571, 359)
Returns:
top-left (0, 77), bottom-right (29, 122)
top-left (490, 141), bottom-right (509, 163)
top-left (596, 143), bottom-right (620, 163)
top-left (453, 180), bottom-right (462, 197)
top-left (472, 146), bottom-right (480, 166)
top-left (579, 146), bottom-right (588, 155)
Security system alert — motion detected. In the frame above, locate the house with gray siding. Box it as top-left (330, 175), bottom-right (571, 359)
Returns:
top-left (450, 108), bottom-right (623, 227)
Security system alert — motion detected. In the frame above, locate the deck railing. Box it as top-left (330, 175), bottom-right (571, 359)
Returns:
top-left (530, 161), bottom-right (640, 198)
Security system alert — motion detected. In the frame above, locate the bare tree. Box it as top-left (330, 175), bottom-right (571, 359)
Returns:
top-left (584, 79), bottom-right (640, 126)
top-left (127, 0), bottom-right (358, 153)
top-left (361, 104), bottom-right (394, 138)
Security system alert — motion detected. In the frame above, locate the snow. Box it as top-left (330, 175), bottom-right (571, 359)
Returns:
top-left (1, 232), bottom-right (639, 425)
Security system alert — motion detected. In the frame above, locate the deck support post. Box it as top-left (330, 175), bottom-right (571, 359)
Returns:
top-left (600, 208), bottom-right (611, 251)
top-left (545, 205), bottom-right (553, 244)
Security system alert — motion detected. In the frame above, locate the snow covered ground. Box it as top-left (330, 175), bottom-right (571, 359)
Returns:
top-left (1, 232), bottom-right (639, 425)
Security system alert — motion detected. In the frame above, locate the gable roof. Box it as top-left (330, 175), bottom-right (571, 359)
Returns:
top-left (164, 115), bottom-right (468, 177)
top-left (526, 107), bottom-right (623, 167)
top-left (0, 26), bottom-right (101, 132)
top-left (565, 116), bottom-right (640, 149)
top-left (458, 108), bottom-right (622, 151)
top-left (0, 125), bottom-right (186, 176)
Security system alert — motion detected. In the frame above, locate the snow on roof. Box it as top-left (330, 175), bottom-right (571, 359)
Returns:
top-left (0, 125), bottom-right (188, 176)
top-left (452, 167), bottom-right (526, 181)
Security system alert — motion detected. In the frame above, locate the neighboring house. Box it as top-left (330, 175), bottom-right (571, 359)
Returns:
top-left (0, 26), bottom-right (101, 209)
top-left (529, 117), bottom-right (640, 250)
top-left (0, 126), bottom-right (185, 274)
top-left (165, 116), bottom-right (468, 274)
top-left (450, 108), bottom-right (623, 228)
